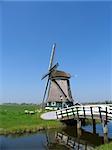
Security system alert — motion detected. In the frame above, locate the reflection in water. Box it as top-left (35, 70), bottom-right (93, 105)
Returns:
top-left (0, 123), bottom-right (112, 150)
top-left (55, 132), bottom-right (94, 150)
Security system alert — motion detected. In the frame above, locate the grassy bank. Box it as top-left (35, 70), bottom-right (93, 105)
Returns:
top-left (0, 104), bottom-right (63, 135)
top-left (95, 142), bottom-right (112, 150)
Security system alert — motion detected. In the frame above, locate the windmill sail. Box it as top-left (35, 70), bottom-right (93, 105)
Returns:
top-left (42, 44), bottom-right (56, 107)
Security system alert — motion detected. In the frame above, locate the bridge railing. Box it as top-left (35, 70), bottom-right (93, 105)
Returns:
top-left (56, 104), bottom-right (112, 122)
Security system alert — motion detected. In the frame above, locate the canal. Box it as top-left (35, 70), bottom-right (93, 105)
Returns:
top-left (0, 122), bottom-right (112, 150)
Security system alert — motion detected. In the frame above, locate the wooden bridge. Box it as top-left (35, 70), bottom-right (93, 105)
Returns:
top-left (56, 104), bottom-right (112, 122)
top-left (41, 104), bottom-right (112, 136)
top-left (56, 104), bottom-right (112, 135)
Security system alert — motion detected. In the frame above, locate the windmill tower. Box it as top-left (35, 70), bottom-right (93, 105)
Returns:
top-left (42, 44), bottom-right (74, 110)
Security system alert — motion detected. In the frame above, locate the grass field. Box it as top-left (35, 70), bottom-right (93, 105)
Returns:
top-left (0, 104), bottom-right (62, 134)
top-left (95, 142), bottom-right (112, 150)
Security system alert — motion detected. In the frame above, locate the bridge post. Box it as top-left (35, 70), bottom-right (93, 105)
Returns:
top-left (77, 128), bottom-right (82, 139)
top-left (77, 119), bottom-right (82, 139)
top-left (102, 107), bottom-right (108, 134)
top-left (81, 118), bottom-right (86, 126)
top-left (102, 120), bottom-right (108, 143)
top-left (90, 107), bottom-right (96, 133)
top-left (77, 119), bottom-right (81, 129)
top-left (104, 132), bottom-right (108, 144)
top-left (102, 107), bottom-right (108, 144)
top-left (102, 120), bottom-right (108, 134)
top-left (93, 119), bottom-right (96, 134)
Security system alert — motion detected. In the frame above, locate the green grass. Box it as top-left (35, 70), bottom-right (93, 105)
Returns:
top-left (0, 104), bottom-right (63, 134)
top-left (95, 142), bottom-right (112, 150)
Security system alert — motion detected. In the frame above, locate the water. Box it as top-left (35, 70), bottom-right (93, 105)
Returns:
top-left (82, 122), bottom-right (112, 138)
top-left (0, 123), bottom-right (112, 150)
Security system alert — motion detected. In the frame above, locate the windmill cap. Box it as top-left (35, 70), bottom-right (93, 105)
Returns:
top-left (51, 70), bottom-right (71, 79)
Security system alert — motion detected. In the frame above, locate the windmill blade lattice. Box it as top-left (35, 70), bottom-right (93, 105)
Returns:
top-left (42, 44), bottom-right (58, 108)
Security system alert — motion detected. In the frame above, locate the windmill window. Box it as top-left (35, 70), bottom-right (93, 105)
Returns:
top-left (52, 102), bottom-right (56, 106)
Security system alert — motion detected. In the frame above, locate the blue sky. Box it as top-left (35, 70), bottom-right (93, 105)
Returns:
top-left (1, 1), bottom-right (112, 104)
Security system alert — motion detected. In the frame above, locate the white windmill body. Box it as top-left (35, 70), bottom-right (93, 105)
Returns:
top-left (42, 44), bottom-right (74, 110)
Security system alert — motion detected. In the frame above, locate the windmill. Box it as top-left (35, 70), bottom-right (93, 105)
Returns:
top-left (42, 44), bottom-right (74, 110)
